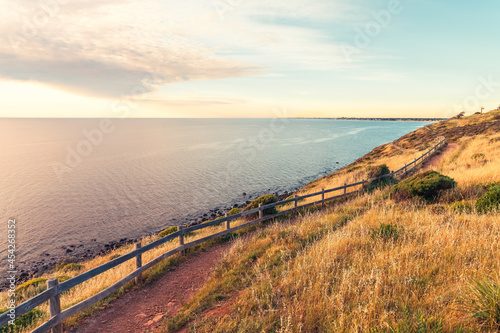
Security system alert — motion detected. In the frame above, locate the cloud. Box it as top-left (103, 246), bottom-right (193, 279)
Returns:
top-left (0, 0), bottom-right (352, 99)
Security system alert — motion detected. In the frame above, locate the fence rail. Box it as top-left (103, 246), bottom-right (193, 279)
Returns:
top-left (1, 137), bottom-right (446, 333)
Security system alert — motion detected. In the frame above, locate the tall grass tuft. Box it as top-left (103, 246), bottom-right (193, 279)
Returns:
top-left (462, 277), bottom-right (500, 329)
top-left (369, 306), bottom-right (446, 333)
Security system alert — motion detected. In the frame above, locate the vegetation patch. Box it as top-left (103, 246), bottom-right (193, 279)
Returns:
top-left (158, 226), bottom-right (177, 238)
top-left (370, 222), bottom-right (400, 241)
top-left (475, 186), bottom-right (500, 214)
top-left (228, 208), bottom-right (241, 215)
top-left (461, 277), bottom-right (500, 330)
top-left (243, 194), bottom-right (278, 217)
top-left (0, 308), bottom-right (45, 333)
top-left (449, 201), bottom-right (473, 214)
top-left (59, 263), bottom-right (84, 272)
top-left (16, 278), bottom-right (47, 293)
top-left (391, 171), bottom-right (456, 203)
top-left (366, 164), bottom-right (390, 179)
top-left (471, 153), bottom-right (485, 160)
top-left (369, 306), bottom-right (445, 333)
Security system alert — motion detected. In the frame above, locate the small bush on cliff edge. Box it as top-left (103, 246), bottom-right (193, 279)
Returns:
top-left (366, 164), bottom-right (390, 179)
top-left (158, 226), bottom-right (178, 238)
top-left (244, 194), bottom-right (278, 217)
top-left (366, 164), bottom-right (394, 191)
top-left (476, 186), bottom-right (500, 214)
top-left (391, 171), bottom-right (456, 203)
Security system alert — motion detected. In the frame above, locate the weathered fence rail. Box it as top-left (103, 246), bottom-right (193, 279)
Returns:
top-left (0, 137), bottom-right (445, 333)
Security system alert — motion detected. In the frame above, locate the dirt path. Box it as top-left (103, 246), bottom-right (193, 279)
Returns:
top-left (71, 243), bottom-right (232, 333)
top-left (422, 142), bottom-right (459, 171)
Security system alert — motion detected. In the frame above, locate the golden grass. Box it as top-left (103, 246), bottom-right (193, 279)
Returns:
top-left (165, 115), bottom-right (500, 332)
top-left (0, 216), bottom-right (254, 331)
top-left (4, 110), bottom-right (499, 332)
top-left (434, 133), bottom-right (500, 186)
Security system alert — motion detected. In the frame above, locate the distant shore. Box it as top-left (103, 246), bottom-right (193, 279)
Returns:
top-left (293, 117), bottom-right (446, 122)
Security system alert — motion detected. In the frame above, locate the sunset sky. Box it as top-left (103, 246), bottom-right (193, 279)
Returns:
top-left (1, 0), bottom-right (499, 118)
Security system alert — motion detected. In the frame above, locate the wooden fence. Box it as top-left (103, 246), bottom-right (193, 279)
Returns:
top-left (0, 138), bottom-right (446, 333)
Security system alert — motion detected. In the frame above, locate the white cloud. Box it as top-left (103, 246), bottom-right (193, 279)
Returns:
top-left (0, 0), bottom-right (352, 99)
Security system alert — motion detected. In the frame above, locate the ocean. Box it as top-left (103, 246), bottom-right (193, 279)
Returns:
top-left (0, 118), bottom-right (427, 277)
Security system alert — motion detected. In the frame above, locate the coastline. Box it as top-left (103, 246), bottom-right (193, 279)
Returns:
top-left (8, 187), bottom-right (302, 289)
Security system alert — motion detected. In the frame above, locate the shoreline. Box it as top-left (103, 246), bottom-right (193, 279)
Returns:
top-left (4, 187), bottom-right (303, 290)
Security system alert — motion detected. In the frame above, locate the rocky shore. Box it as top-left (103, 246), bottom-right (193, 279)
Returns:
top-left (3, 189), bottom-right (297, 290)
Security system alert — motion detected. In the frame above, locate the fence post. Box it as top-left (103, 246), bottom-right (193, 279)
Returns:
top-left (344, 183), bottom-right (347, 195)
top-left (178, 225), bottom-right (185, 256)
top-left (294, 194), bottom-right (298, 212)
top-left (258, 203), bottom-right (263, 219)
top-left (225, 212), bottom-right (230, 230)
top-left (47, 278), bottom-right (62, 333)
top-left (362, 179), bottom-right (365, 192)
top-left (321, 188), bottom-right (325, 209)
top-left (135, 242), bottom-right (142, 284)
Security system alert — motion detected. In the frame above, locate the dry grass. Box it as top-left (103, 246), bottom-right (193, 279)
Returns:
top-left (0, 216), bottom-right (254, 331)
top-left (165, 112), bottom-right (500, 332)
top-left (4, 110), bottom-right (499, 332)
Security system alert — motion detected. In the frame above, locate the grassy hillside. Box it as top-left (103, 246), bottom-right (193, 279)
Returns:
top-left (3, 110), bottom-right (498, 332)
top-left (164, 110), bottom-right (500, 332)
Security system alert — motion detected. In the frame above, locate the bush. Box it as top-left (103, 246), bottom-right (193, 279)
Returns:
top-left (158, 226), bottom-right (178, 238)
top-left (228, 208), bottom-right (241, 216)
top-left (59, 263), bottom-right (84, 272)
top-left (16, 276), bottom-right (70, 299)
top-left (391, 171), bottom-right (456, 203)
top-left (369, 306), bottom-right (445, 333)
top-left (16, 278), bottom-right (47, 293)
top-left (366, 164), bottom-right (390, 179)
top-left (450, 201), bottom-right (473, 213)
top-left (476, 186), bottom-right (500, 214)
top-left (370, 223), bottom-right (400, 241)
top-left (471, 153), bottom-right (485, 160)
top-left (462, 277), bottom-right (500, 329)
top-left (0, 308), bottom-right (45, 333)
top-left (244, 194), bottom-right (278, 217)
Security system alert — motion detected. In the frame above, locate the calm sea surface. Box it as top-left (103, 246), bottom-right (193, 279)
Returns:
top-left (0, 118), bottom-right (427, 273)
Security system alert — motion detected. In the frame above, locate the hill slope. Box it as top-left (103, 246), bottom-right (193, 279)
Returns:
top-left (165, 110), bottom-right (500, 332)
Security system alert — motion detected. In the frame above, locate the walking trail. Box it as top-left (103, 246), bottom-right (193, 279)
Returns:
top-left (421, 142), bottom-right (459, 171)
top-left (70, 142), bottom-right (457, 333)
top-left (71, 242), bottom-right (232, 333)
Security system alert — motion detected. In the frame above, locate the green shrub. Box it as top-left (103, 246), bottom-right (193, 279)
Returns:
top-left (228, 208), bottom-right (241, 216)
top-left (475, 186), bottom-right (500, 214)
top-left (391, 171), bottom-right (456, 203)
top-left (158, 226), bottom-right (178, 238)
top-left (59, 263), bottom-right (84, 272)
top-left (471, 153), bottom-right (485, 160)
top-left (369, 306), bottom-right (445, 333)
top-left (462, 277), bottom-right (500, 329)
top-left (0, 308), bottom-right (45, 333)
top-left (16, 276), bottom-right (70, 300)
top-left (244, 194), bottom-right (278, 217)
top-left (16, 278), bottom-right (47, 294)
top-left (370, 223), bottom-right (400, 241)
top-left (366, 164), bottom-right (390, 179)
top-left (450, 201), bottom-right (473, 213)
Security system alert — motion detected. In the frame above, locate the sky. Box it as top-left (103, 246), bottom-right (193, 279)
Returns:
top-left (0, 0), bottom-right (499, 118)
